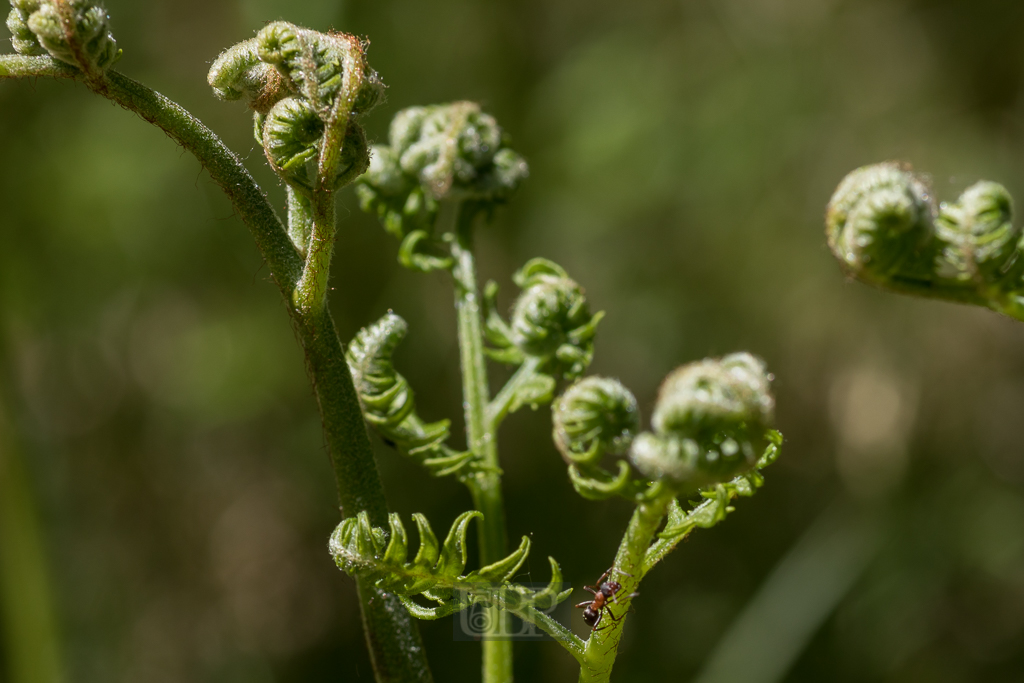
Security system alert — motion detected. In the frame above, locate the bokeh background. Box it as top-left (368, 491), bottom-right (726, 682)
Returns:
top-left (4, 0), bottom-right (1024, 681)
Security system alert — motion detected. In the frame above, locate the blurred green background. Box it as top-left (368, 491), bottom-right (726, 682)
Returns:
top-left (4, 0), bottom-right (1024, 681)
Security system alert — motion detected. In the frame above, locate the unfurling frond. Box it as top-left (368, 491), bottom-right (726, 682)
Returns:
top-left (355, 102), bottom-right (528, 271)
top-left (8, 0), bottom-right (120, 74)
top-left (208, 21), bottom-right (382, 194)
top-left (330, 511), bottom-right (570, 621)
top-left (642, 429), bottom-right (781, 572)
top-left (347, 312), bottom-right (478, 477)
top-left (826, 162), bottom-right (1024, 319)
top-left (553, 376), bottom-right (639, 467)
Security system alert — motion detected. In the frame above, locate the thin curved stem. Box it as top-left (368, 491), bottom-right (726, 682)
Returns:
top-left (486, 355), bottom-right (544, 430)
top-left (1, 53), bottom-right (432, 683)
top-left (450, 205), bottom-right (513, 683)
top-left (506, 604), bottom-right (586, 665)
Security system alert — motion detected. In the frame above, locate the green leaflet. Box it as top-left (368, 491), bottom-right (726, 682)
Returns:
top-left (330, 511), bottom-right (570, 621)
top-left (643, 430), bottom-right (783, 573)
top-left (347, 312), bottom-right (480, 478)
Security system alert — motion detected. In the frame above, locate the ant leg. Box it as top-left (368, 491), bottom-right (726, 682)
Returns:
top-left (606, 608), bottom-right (626, 622)
top-left (574, 601), bottom-right (592, 608)
top-left (583, 586), bottom-right (598, 595)
top-left (589, 610), bottom-right (604, 631)
top-left (612, 589), bottom-right (640, 605)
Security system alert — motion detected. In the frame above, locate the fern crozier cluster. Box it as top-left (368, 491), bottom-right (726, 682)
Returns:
top-left (827, 162), bottom-right (1024, 318)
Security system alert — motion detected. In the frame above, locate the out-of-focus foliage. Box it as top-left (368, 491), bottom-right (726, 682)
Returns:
top-left (5, 0), bottom-right (1024, 682)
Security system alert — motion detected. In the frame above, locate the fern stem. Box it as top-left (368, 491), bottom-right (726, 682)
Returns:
top-left (507, 605), bottom-right (586, 664)
top-left (1, 54), bottom-right (432, 683)
top-left (450, 206), bottom-right (513, 683)
top-left (487, 355), bottom-right (544, 429)
top-left (578, 493), bottom-right (674, 683)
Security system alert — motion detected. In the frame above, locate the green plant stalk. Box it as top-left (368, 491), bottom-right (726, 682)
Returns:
top-left (286, 186), bottom-right (313, 254)
top-left (0, 54), bottom-right (432, 683)
top-left (450, 206), bottom-right (513, 683)
top-left (294, 73), bottom-right (361, 315)
top-left (0, 398), bottom-right (63, 683)
top-left (506, 604), bottom-right (586, 664)
top-left (578, 492), bottom-right (674, 683)
top-left (487, 355), bottom-right (544, 428)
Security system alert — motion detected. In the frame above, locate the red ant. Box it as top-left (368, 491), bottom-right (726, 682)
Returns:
top-left (575, 568), bottom-right (639, 631)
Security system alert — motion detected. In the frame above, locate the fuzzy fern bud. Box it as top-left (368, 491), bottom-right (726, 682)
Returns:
top-left (207, 38), bottom-right (287, 113)
top-left (7, 1), bottom-right (44, 55)
top-left (553, 376), bottom-right (639, 467)
top-left (826, 162), bottom-right (1024, 316)
top-left (934, 180), bottom-right (1023, 288)
top-left (508, 258), bottom-right (603, 379)
top-left (7, 0), bottom-right (120, 74)
top-left (629, 353), bottom-right (775, 490)
top-left (209, 22), bottom-right (383, 194)
top-left (826, 162), bottom-right (936, 290)
top-left (356, 101), bottom-right (529, 239)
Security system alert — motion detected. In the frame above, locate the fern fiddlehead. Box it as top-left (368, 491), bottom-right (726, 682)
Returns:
top-left (549, 354), bottom-right (780, 683)
top-left (551, 376), bottom-right (644, 501)
top-left (826, 162), bottom-right (1024, 320)
top-left (210, 21), bottom-right (383, 313)
top-left (630, 352), bottom-right (775, 491)
top-left (6, 0), bottom-right (119, 79)
top-left (356, 102), bottom-right (529, 271)
top-left (347, 312), bottom-right (479, 478)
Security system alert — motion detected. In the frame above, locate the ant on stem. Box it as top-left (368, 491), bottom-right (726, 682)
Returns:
top-left (576, 568), bottom-right (639, 631)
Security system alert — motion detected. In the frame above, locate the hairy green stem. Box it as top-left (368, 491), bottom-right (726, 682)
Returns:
top-left (450, 206), bottom-right (513, 683)
top-left (295, 191), bottom-right (336, 314)
top-left (286, 186), bottom-right (313, 254)
top-left (0, 396), bottom-right (64, 683)
top-left (286, 196), bottom-right (431, 683)
top-left (507, 604), bottom-right (586, 665)
top-left (578, 493), bottom-right (673, 683)
top-left (0, 54), bottom-right (432, 683)
top-left (487, 355), bottom-right (544, 430)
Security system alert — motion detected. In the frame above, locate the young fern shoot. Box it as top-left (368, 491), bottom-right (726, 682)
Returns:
top-left (3, 7), bottom-right (788, 682)
top-left (345, 101), bottom-right (784, 682)
top-left (551, 355), bottom-right (781, 682)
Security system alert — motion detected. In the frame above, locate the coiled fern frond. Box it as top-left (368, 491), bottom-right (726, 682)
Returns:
top-left (347, 312), bottom-right (480, 478)
top-left (827, 162), bottom-right (1024, 320)
top-left (484, 258), bottom-right (603, 380)
top-left (330, 511), bottom-right (570, 620)
top-left (7, 0), bottom-right (120, 74)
